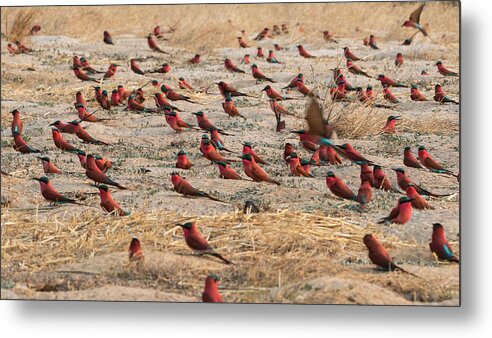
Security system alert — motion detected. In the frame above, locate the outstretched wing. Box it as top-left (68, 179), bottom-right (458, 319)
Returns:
top-left (305, 98), bottom-right (325, 136)
top-left (409, 4), bottom-right (425, 24)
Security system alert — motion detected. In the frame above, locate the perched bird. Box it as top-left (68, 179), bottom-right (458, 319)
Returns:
top-left (147, 63), bottom-right (171, 74)
top-left (262, 85), bottom-right (293, 101)
top-left (418, 145), bottom-right (456, 175)
top-left (283, 143), bottom-right (294, 164)
top-left (393, 168), bottom-right (448, 197)
top-left (75, 91), bottom-right (88, 107)
top-left (215, 161), bottom-right (243, 180)
top-left (202, 139), bottom-right (237, 163)
top-left (297, 80), bottom-right (316, 97)
top-left (297, 45), bottom-right (316, 58)
top-left (410, 84), bottom-right (428, 101)
top-left (147, 34), bottom-right (168, 53)
top-left (178, 222), bottom-right (231, 264)
top-left (269, 98), bottom-right (294, 117)
top-left (320, 145), bottom-right (342, 165)
top-left (322, 30), bottom-right (337, 43)
top-left (368, 35), bottom-right (379, 49)
top-left (395, 53), bottom-right (404, 67)
top-left (242, 142), bottom-right (267, 165)
top-left (171, 172), bottom-right (224, 202)
top-left (192, 111), bottom-right (225, 133)
top-left (33, 176), bottom-right (80, 204)
top-left (153, 25), bottom-right (164, 39)
top-left (51, 128), bottom-right (80, 152)
top-left (224, 58), bottom-right (245, 73)
top-left (96, 184), bottom-right (129, 216)
top-left (188, 54), bottom-right (200, 64)
top-left (356, 87), bottom-right (370, 104)
top-left (130, 59), bottom-right (145, 75)
top-left (383, 86), bottom-right (400, 104)
top-left (161, 85), bottom-right (196, 103)
top-left (242, 54), bottom-right (250, 64)
top-left (80, 57), bottom-right (103, 74)
top-left (288, 152), bottom-right (313, 177)
top-left (378, 74), bottom-right (408, 88)
top-left (435, 61), bottom-right (459, 77)
top-left (402, 4), bottom-right (428, 36)
top-left (11, 109), bottom-right (23, 135)
top-left (251, 64), bottom-right (275, 83)
top-left (240, 154), bottom-right (280, 185)
top-left (274, 43), bottom-right (283, 51)
top-left (72, 66), bottom-right (100, 83)
top-left (291, 130), bottom-right (318, 152)
top-left (434, 84), bottom-right (459, 104)
top-left (430, 223), bottom-right (459, 263)
top-left (373, 165), bottom-right (400, 192)
top-left (406, 183), bottom-right (434, 210)
top-left (343, 47), bottom-right (361, 61)
top-left (347, 58), bottom-right (371, 77)
top-left (103, 31), bottom-right (114, 44)
top-left (38, 156), bottom-right (62, 174)
top-left (366, 85), bottom-right (374, 99)
top-left (381, 115), bottom-right (401, 134)
top-left (86, 154), bottom-right (127, 189)
top-left (217, 81), bottom-right (250, 98)
top-left (163, 110), bottom-right (188, 133)
top-left (237, 36), bottom-right (249, 48)
top-left (377, 196), bottom-right (414, 224)
top-left (111, 89), bottom-right (124, 107)
top-left (69, 121), bottom-right (110, 145)
top-left (334, 143), bottom-right (373, 164)
top-left (283, 73), bottom-right (304, 90)
top-left (325, 171), bottom-right (357, 201)
top-left (176, 150), bottom-right (193, 170)
top-left (222, 93), bottom-right (247, 120)
top-left (129, 238), bottom-right (144, 262)
top-left (154, 93), bottom-right (181, 111)
top-left (358, 179), bottom-right (373, 208)
top-left (202, 274), bottom-right (224, 302)
top-left (266, 50), bottom-right (282, 64)
top-left (356, 161), bottom-right (375, 187)
top-left (403, 147), bottom-right (424, 169)
top-left (363, 234), bottom-right (420, 277)
top-left (178, 77), bottom-right (194, 91)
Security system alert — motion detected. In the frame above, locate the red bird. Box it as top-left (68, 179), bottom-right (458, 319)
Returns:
top-left (356, 87), bottom-right (370, 103)
top-left (256, 47), bottom-right (264, 58)
top-left (129, 238), bottom-right (144, 262)
top-left (373, 165), bottom-right (400, 192)
top-left (366, 85), bottom-right (374, 99)
top-left (237, 36), bottom-right (249, 48)
top-left (283, 143), bottom-right (294, 164)
top-left (242, 54), bottom-right (250, 64)
top-left (406, 184), bottom-right (434, 210)
top-left (288, 152), bottom-right (312, 177)
top-left (80, 57), bottom-right (103, 74)
top-left (403, 147), bottom-right (424, 169)
top-left (402, 4), bottom-right (428, 36)
top-left (178, 77), bottom-right (193, 91)
top-left (430, 223), bottom-right (459, 263)
top-left (161, 85), bottom-right (195, 103)
top-left (7, 43), bottom-right (20, 54)
top-left (242, 142), bottom-right (268, 165)
top-left (356, 161), bottom-right (374, 187)
top-left (222, 93), bottom-right (247, 120)
top-left (192, 111), bottom-right (220, 132)
top-left (163, 110), bottom-right (193, 132)
top-left (322, 30), bottom-right (337, 43)
top-left (266, 50), bottom-right (282, 64)
top-left (383, 86), bottom-right (400, 104)
top-left (363, 234), bottom-right (419, 276)
top-left (215, 161), bottom-right (242, 180)
top-left (103, 31), bottom-right (114, 44)
top-left (296, 80), bottom-right (314, 97)
top-left (368, 35), bottom-right (379, 49)
top-left (343, 47), bottom-right (361, 61)
top-left (38, 156), bottom-right (62, 174)
top-left (176, 150), bottom-right (193, 169)
top-left (69, 121), bottom-right (109, 145)
top-left (11, 109), bottom-right (23, 135)
top-left (346, 59), bottom-right (371, 77)
top-left (381, 115), bottom-right (401, 134)
top-left (377, 197), bottom-right (414, 224)
top-left (33, 176), bottom-right (79, 204)
top-left (202, 139), bottom-right (236, 163)
top-left (291, 130), bottom-right (318, 152)
top-left (269, 98), bottom-right (293, 117)
top-left (378, 74), bottom-right (408, 88)
top-left (224, 58), bottom-right (245, 73)
top-left (434, 84), bottom-right (459, 104)
top-left (325, 171), bottom-right (357, 201)
top-left (72, 67), bottom-right (99, 82)
top-left (171, 172), bottom-right (224, 202)
top-left (51, 128), bottom-right (79, 152)
top-left (297, 45), bottom-right (316, 58)
top-left (154, 93), bottom-right (180, 111)
top-left (202, 274), bottom-right (224, 302)
top-left (148, 63), bottom-right (171, 74)
top-left (76, 105), bottom-right (107, 122)
top-left (217, 81), bottom-right (249, 98)
top-left (86, 154), bottom-right (126, 189)
top-left (393, 168), bottom-right (447, 197)
top-left (283, 73), bottom-right (304, 90)
top-left (436, 60), bottom-right (458, 76)
top-left (358, 179), bottom-right (373, 208)
top-left (178, 222), bottom-right (231, 264)
top-left (147, 34), bottom-right (168, 53)
top-left (395, 53), bottom-right (404, 67)
top-left (96, 184), bottom-right (129, 216)
top-left (320, 145), bottom-right (342, 165)
top-left (334, 143), bottom-right (373, 164)
top-left (274, 43), bottom-right (283, 51)
top-left (130, 59), bottom-right (145, 75)
top-left (251, 64), bottom-right (275, 83)
top-left (240, 154), bottom-right (280, 185)
top-left (75, 91), bottom-right (88, 107)
top-left (410, 84), bottom-right (428, 101)
top-left (418, 145), bottom-right (455, 175)
top-left (111, 89), bottom-right (124, 107)
top-left (262, 85), bottom-right (293, 101)
top-left (188, 54), bottom-right (200, 64)
top-left (153, 25), bottom-right (164, 38)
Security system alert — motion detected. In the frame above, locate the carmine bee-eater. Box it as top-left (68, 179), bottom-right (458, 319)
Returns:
top-left (322, 30), bottom-right (337, 43)
top-left (209, 127), bottom-right (232, 152)
top-left (76, 150), bottom-right (88, 169)
top-left (147, 34), bottom-right (168, 54)
top-left (216, 81), bottom-right (249, 98)
top-left (30, 24), bottom-right (41, 35)
top-left (129, 238), bottom-right (144, 262)
top-left (297, 45), bottom-right (316, 58)
top-left (72, 66), bottom-right (100, 83)
top-left (202, 274), bottom-right (224, 302)
top-left (76, 105), bottom-right (107, 123)
top-left (403, 146), bottom-right (423, 169)
top-left (100, 90), bottom-right (112, 110)
top-left (237, 36), bottom-right (249, 48)
top-left (377, 196), bottom-right (414, 224)
top-left (161, 85), bottom-right (196, 103)
top-left (15, 40), bottom-right (32, 53)
top-left (393, 168), bottom-right (448, 197)
top-left (378, 74), bottom-right (408, 88)
top-left (224, 58), bottom-right (245, 73)
top-left (7, 43), bottom-right (20, 54)
top-left (406, 183), bottom-right (434, 210)
top-left (51, 128), bottom-right (80, 152)
top-left (418, 145), bottom-right (456, 175)
top-left (240, 154), bottom-right (280, 185)
top-left (111, 89), bottom-right (124, 107)
top-left (355, 161), bottom-right (374, 187)
top-left (296, 80), bottom-right (315, 97)
top-left (147, 63), bottom-right (171, 74)
top-left (154, 93), bottom-right (180, 111)
top-left (130, 59), bottom-right (145, 75)
top-left (381, 115), bottom-right (401, 134)
top-left (178, 77), bottom-right (193, 91)
top-left (176, 150), bottom-right (193, 169)
top-left (383, 85), bottom-right (400, 104)
top-left (395, 53), bottom-right (404, 67)
top-left (410, 84), bottom-right (428, 101)
top-left (222, 93), bottom-right (247, 120)
top-left (291, 130), bottom-right (318, 152)
top-left (103, 31), bottom-right (114, 44)
top-left (86, 154), bottom-right (127, 189)
top-left (202, 139), bottom-right (237, 163)
top-left (95, 184), bottom-right (129, 216)
top-left (358, 179), bottom-right (373, 208)
top-left (343, 47), bottom-right (361, 61)
top-left (430, 223), bottom-right (459, 263)
top-left (94, 154), bottom-right (112, 172)
top-left (262, 85), bottom-right (293, 101)
top-left (366, 85), bottom-right (374, 99)
top-left (297, 98), bottom-right (335, 148)
top-left (33, 176), bottom-right (80, 204)
top-left (274, 43), bottom-right (283, 51)
top-left (368, 35), bottom-right (379, 49)
top-left (153, 25), bottom-right (164, 38)
top-left (301, 159), bottom-right (313, 175)
top-left (436, 61), bottom-right (458, 77)
top-left (325, 171), bottom-right (357, 201)
top-left (256, 47), bottom-right (264, 58)
top-left (269, 98), bottom-right (294, 117)
top-left (178, 222), bottom-right (232, 264)
top-left (266, 50), bottom-right (282, 64)
top-left (283, 143), bottom-right (294, 164)
top-left (373, 165), bottom-right (400, 192)
top-left (434, 84), bottom-right (459, 104)
top-left (251, 64), bottom-right (275, 83)
top-left (356, 87), bottom-right (370, 104)
top-left (75, 91), bottom-right (88, 108)
top-left (171, 173), bottom-right (224, 202)
top-left (363, 234), bottom-right (420, 277)
top-left (288, 152), bottom-right (313, 177)
top-left (38, 156), bottom-right (62, 174)
top-left (117, 85), bottom-right (131, 101)
top-left (320, 145), bottom-right (342, 165)
top-left (215, 161), bottom-right (242, 180)
top-left (253, 27), bottom-right (270, 41)
top-left (188, 54), bottom-right (200, 64)
top-left (283, 73), bottom-right (304, 90)
top-left (69, 121), bottom-right (110, 145)
top-left (93, 86), bottom-right (103, 104)
top-left (11, 109), bottom-right (23, 135)
top-left (192, 111), bottom-right (222, 133)
top-left (334, 143), bottom-right (373, 164)
top-left (163, 110), bottom-right (187, 132)
top-left (346, 58), bottom-right (371, 78)
top-left (80, 57), bottom-right (103, 74)
top-left (402, 4), bottom-right (428, 36)
top-left (242, 54), bottom-right (250, 64)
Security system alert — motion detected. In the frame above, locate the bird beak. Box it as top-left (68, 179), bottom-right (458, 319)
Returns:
top-left (32, 178), bottom-right (40, 181)
top-left (48, 122), bottom-right (55, 126)
top-left (394, 116), bottom-right (402, 120)
top-left (177, 224), bottom-right (185, 228)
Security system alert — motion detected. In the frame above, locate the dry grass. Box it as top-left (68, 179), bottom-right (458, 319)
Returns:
top-left (1, 7), bottom-right (38, 42)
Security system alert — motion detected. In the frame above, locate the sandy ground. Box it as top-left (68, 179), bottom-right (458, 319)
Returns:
top-left (1, 28), bottom-right (459, 304)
